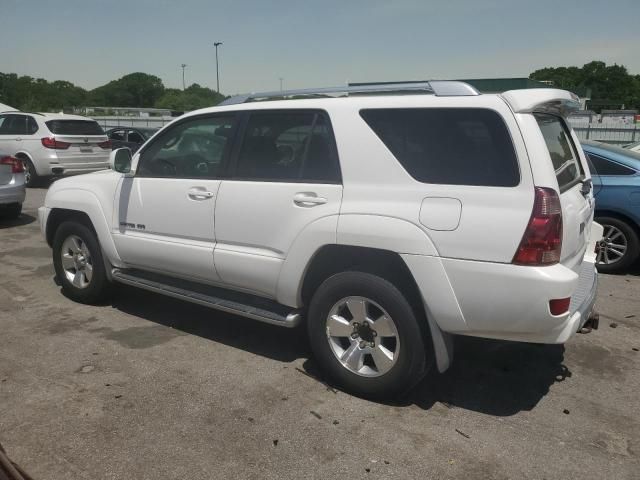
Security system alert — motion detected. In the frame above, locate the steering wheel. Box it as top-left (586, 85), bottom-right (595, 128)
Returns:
top-left (183, 153), bottom-right (209, 176)
top-left (154, 158), bottom-right (177, 176)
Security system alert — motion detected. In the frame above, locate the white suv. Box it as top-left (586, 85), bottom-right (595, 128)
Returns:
top-left (0, 112), bottom-right (111, 186)
top-left (38, 82), bottom-right (601, 398)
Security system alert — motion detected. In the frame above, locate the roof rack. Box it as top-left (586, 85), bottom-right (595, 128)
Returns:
top-left (219, 81), bottom-right (479, 106)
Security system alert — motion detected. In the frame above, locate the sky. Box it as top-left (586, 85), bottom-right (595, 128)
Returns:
top-left (1, 0), bottom-right (639, 95)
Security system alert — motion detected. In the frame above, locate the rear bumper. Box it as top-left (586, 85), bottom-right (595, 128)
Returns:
top-left (50, 163), bottom-right (110, 176)
top-left (403, 254), bottom-right (599, 345)
top-left (0, 181), bottom-right (26, 206)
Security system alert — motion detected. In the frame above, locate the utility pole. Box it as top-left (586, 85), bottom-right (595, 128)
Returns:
top-left (181, 64), bottom-right (187, 90)
top-left (214, 42), bottom-right (223, 93)
top-left (279, 77), bottom-right (284, 92)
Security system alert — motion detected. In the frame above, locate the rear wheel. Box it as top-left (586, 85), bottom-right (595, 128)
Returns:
top-left (595, 216), bottom-right (639, 273)
top-left (307, 271), bottom-right (430, 399)
top-left (52, 221), bottom-right (113, 303)
top-left (20, 157), bottom-right (40, 187)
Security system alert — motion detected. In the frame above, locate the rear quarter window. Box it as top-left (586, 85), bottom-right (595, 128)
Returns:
top-left (46, 120), bottom-right (104, 136)
top-left (360, 108), bottom-right (519, 187)
top-left (534, 114), bottom-right (582, 191)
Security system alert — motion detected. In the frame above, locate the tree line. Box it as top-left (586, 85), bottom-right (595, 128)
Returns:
top-left (1, 61), bottom-right (639, 113)
top-left (0, 72), bottom-right (226, 113)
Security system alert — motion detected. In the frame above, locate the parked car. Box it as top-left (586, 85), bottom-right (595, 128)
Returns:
top-left (0, 149), bottom-right (26, 219)
top-left (106, 127), bottom-right (159, 152)
top-left (622, 141), bottom-right (640, 153)
top-left (581, 140), bottom-right (640, 272)
top-left (39, 83), bottom-right (600, 398)
top-left (0, 112), bottom-right (111, 187)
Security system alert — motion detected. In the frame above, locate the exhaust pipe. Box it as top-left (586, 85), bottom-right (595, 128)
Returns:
top-left (579, 311), bottom-right (599, 334)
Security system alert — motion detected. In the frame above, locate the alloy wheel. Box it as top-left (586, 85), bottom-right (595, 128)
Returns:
top-left (325, 296), bottom-right (400, 377)
top-left (596, 225), bottom-right (628, 265)
top-left (60, 235), bottom-right (94, 289)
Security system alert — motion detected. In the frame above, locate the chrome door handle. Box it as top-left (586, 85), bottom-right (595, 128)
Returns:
top-left (14, 137), bottom-right (22, 141)
top-left (188, 187), bottom-right (215, 200)
top-left (293, 192), bottom-right (328, 207)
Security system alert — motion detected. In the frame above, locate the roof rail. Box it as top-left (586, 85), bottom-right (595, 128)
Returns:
top-left (219, 80), bottom-right (479, 106)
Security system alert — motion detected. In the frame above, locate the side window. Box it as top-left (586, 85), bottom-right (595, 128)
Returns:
top-left (0, 115), bottom-right (7, 133)
top-left (27, 116), bottom-right (38, 134)
top-left (235, 110), bottom-right (340, 183)
top-left (1, 115), bottom-right (28, 135)
top-left (586, 153), bottom-right (636, 176)
top-left (137, 115), bottom-right (235, 179)
top-left (360, 108), bottom-right (519, 187)
top-left (127, 130), bottom-right (144, 144)
top-left (109, 129), bottom-right (126, 141)
top-left (534, 113), bottom-right (582, 191)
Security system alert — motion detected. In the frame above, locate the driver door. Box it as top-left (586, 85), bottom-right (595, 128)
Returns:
top-left (112, 113), bottom-right (236, 283)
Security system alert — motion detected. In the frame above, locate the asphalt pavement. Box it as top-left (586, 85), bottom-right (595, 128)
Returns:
top-left (0, 187), bottom-right (638, 479)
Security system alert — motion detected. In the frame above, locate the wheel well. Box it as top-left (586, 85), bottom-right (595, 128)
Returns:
top-left (46, 209), bottom-right (95, 246)
top-left (595, 210), bottom-right (640, 236)
top-left (300, 245), bottom-right (423, 311)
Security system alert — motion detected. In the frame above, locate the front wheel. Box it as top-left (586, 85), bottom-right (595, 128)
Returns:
top-left (52, 221), bottom-right (113, 304)
top-left (595, 216), bottom-right (639, 274)
top-left (307, 271), bottom-right (430, 399)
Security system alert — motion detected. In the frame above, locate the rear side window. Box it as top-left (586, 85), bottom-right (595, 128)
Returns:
top-left (46, 120), bottom-right (104, 135)
top-left (534, 114), bottom-right (582, 191)
top-left (586, 153), bottom-right (636, 176)
top-left (360, 108), bottom-right (519, 186)
top-left (234, 110), bottom-right (340, 183)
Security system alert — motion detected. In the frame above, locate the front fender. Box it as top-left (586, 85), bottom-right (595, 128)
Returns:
top-left (45, 187), bottom-right (123, 266)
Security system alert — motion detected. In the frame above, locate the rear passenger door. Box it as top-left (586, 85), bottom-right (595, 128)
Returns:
top-left (214, 109), bottom-right (342, 298)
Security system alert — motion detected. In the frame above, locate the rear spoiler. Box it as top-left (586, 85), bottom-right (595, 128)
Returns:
top-left (501, 88), bottom-right (581, 117)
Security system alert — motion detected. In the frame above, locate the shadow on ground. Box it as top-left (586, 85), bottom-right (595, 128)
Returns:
top-left (110, 285), bottom-right (570, 416)
top-left (0, 213), bottom-right (36, 229)
top-left (110, 285), bottom-right (309, 363)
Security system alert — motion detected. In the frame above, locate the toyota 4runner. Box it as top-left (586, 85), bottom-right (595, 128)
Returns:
top-left (39, 82), bottom-right (601, 398)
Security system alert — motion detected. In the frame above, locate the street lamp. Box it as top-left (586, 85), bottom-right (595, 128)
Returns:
top-left (279, 77), bottom-right (284, 92)
top-left (181, 63), bottom-right (187, 90)
top-left (214, 42), bottom-right (223, 93)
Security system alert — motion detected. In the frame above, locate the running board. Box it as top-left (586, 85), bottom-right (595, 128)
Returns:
top-left (111, 269), bottom-right (302, 328)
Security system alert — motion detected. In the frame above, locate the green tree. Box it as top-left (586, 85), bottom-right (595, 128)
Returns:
top-left (89, 72), bottom-right (164, 107)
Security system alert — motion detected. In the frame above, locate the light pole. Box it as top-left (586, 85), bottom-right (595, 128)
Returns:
top-left (214, 42), bottom-right (223, 93)
top-left (279, 77), bottom-right (284, 92)
top-left (181, 64), bottom-right (187, 90)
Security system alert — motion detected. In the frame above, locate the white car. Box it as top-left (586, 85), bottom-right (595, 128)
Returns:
top-left (0, 112), bottom-right (111, 187)
top-left (39, 82), bottom-right (601, 398)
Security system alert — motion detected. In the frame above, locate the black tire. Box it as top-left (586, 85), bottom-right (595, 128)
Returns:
top-left (0, 203), bottom-right (21, 219)
top-left (52, 221), bottom-right (113, 304)
top-left (595, 216), bottom-right (639, 274)
top-left (307, 271), bottom-right (430, 399)
top-left (19, 157), bottom-right (40, 188)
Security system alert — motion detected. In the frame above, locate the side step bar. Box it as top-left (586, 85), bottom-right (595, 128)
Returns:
top-left (111, 269), bottom-right (302, 328)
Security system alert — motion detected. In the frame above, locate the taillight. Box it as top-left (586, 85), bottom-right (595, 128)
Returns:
top-left (0, 156), bottom-right (25, 174)
top-left (98, 140), bottom-right (112, 149)
top-left (41, 137), bottom-right (71, 149)
top-left (513, 187), bottom-right (563, 266)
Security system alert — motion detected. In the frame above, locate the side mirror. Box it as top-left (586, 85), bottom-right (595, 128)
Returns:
top-left (109, 148), bottom-right (133, 174)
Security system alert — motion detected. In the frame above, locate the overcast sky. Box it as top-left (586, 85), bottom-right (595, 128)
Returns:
top-left (2, 0), bottom-right (639, 94)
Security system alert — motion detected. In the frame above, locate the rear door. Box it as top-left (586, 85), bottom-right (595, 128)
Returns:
top-left (534, 114), bottom-right (593, 270)
top-left (214, 109), bottom-right (342, 298)
top-left (45, 119), bottom-right (110, 164)
top-left (0, 114), bottom-right (27, 154)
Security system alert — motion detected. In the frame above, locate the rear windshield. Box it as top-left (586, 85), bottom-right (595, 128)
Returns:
top-left (46, 120), bottom-right (104, 136)
top-left (360, 108), bottom-right (519, 186)
top-left (534, 114), bottom-right (582, 191)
